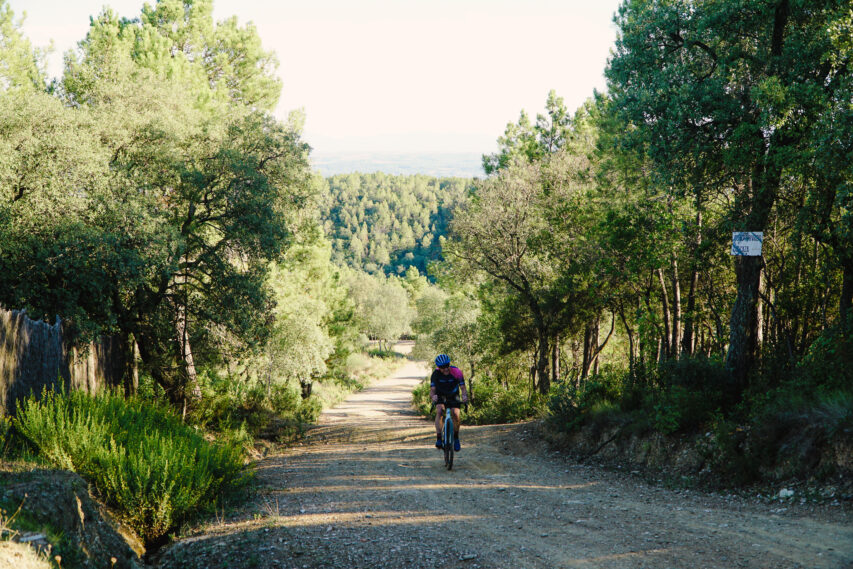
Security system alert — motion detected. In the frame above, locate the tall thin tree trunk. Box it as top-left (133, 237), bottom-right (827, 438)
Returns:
top-left (841, 261), bottom-right (853, 331)
top-left (618, 305), bottom-right (636, 382)
top-left (536, 332), bottom-right (550, 394)
top-left (175, 304), bottom-right (201, 416)
top-left (657, 268), bottom-right (672, 359)
top-left (582, 323), bottom-right (593, 380)
top-left (551, 334), bottom-right (560, 385)
top-left (173, 259), bottom-right (201, 417)
top-left (671, 256), bottom-right (682, 358)
top-left (592, 318), bottom-right (601, 375)
top-left (683, 201), bottom-right (702, 356)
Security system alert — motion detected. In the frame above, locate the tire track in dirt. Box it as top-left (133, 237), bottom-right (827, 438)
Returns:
top-left (158, 355), bottom-right (853, 569)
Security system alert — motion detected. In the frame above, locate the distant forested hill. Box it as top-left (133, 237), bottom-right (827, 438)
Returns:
top-left (322, 172), bottom-right (472, 276)
top-left (311, 151), bottom-right (484, 178)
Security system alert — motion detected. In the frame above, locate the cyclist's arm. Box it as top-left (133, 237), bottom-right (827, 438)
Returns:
top-left (429, 382), bottom-right (438, 403)
top-left (450, 367), bottom-right (468, 403)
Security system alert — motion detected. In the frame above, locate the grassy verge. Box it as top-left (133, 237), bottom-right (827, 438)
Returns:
top-left (11, 389), bottom-right (248, 546)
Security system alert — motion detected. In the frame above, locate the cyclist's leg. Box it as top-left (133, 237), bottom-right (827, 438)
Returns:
top-left (451, 406), bottom-right (462, 436)
top-left (450, 399), bottom-right (462, 451)
top-left (435, 402), bottom-right (445, 437)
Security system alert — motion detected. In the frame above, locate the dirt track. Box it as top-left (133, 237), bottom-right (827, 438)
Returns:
top-left (158, 356), bottom-right (853, 569)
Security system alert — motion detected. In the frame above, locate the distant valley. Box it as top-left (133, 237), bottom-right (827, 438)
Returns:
top-left (310, 151), bottom-right (485, 179)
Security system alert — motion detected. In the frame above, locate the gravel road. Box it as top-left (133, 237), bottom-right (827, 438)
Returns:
top-left (157, 357), bottom-right (853, 569)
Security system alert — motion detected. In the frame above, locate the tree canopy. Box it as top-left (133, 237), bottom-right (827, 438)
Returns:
top-left (321, 172), bottom-right (471, 277)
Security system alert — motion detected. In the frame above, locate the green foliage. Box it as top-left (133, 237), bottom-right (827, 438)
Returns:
top-left (345, 270), bottom-right (414, 346)
top-left (0, 0), bottom-right (316, 411)
top-left (265, 239), bottom-right (344, 384)
top-left (652, 356), bottom-right (731, 434)
top-left (482, 90), bottom-right (573, 174)
top-left (463, 376), bottom-right (544, 425)
top-left (0, 416), bottom-right (10, 455)
top-left (0, 0), bottom-right (47, 91)
top-left (413, 375), bottom-right (543, 426)
top-left (12, 389), bottom-right (247, 544)
top-left (322, 172), bottom-right (471, 276)
top-left (547, 370), bottom-right (629, 433)
top-left (189, 369), bottom-right (320, 441)
top-left (701, 387), bottom-right (853, 485)
top-left (411, 286), bottom-right (483, 380)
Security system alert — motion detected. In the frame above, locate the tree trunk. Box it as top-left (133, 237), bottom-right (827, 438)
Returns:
top-left (570, 338), bottom-right (582, 387)
top-left (670, 256), bottom-right (682, 358)
top-left (726, 255), bottom-right (763, 390)
top-left (591, 313), bottom-right (615, 376)
top-left (551, 334), bottom-right (560, 385)
top-left (657, 268), bottom-right (672, 359)
top-left (536, 330), bottom-right (550, 395)
top-left (618, 304), bottom-right (636, 382)
top-left (682, 201), bottom-right (702, 356)
top-left (682, 266), bottom-right (698, 356)
top-left (175, 301), bottom-right (201, 406)
top-left (842, 261), bottom-right (853, 331)
top-left (120, 334), bottom-right (139, 396)
top-left (581, 318), bottom-right (599, 380)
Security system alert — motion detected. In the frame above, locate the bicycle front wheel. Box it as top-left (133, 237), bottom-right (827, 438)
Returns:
top-left (444, 417), bottom-right (454, 470)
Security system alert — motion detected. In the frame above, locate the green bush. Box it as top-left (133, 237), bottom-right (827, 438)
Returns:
top-left (700, 413), bottom-right (759, 485)
top-left (190, 368), bottom-right (324, 440)
top-left (652, 385), bottom-right (719, 434)
top-left (0, 417), bottom-right (11, 456)
top-left (547, 368), bottom-right (627, 432)
top-left (748, 388), bottom-right (853, 479)
top-left (411, 379), bottom-right (432, 416)
top-left (13, 388), bottom-right (247, 545)
top-left (653, 356), bottom-right (730, 433)
top-left (465, 377), bottom-right (543, 425)
top-left (413, 376), bottom-right (543, 425)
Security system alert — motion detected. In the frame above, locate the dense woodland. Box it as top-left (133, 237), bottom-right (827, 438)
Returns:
top-left (321, 172), bottom-right (470, 276)
top-left (0, 0), bottom-right (851, 547)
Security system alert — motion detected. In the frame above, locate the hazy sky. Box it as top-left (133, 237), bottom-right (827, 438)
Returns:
top-left (12, 0), bottom-right (623, 154)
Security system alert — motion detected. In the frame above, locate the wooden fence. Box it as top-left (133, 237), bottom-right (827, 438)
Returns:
top-left (0, 307), bottom-right (125, 415)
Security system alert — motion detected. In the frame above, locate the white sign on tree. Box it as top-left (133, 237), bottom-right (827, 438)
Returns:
top-left (731, 232), bottom-right (763, 256)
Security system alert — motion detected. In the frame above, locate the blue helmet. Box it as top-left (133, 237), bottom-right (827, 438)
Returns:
top-left (435, 354), bottom-right (451, 367)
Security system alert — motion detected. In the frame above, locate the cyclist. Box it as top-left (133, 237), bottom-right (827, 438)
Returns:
top-left (430, 354), bottom-right (468, 451)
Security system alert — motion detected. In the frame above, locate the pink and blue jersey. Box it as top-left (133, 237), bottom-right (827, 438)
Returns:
top-left (430, 366), bottom-right (464, 395)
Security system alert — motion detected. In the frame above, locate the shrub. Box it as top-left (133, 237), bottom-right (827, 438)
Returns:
top-left (413, 376), bottom-right (543, 425)
top-left (344, 352), bottom-right (371, 376)
top-left (411, 379), bottom-right (433, 417)
top-left (653, 356), bottom-right (730, 433)
top-left (465, 376), bottom-right (543, 425)
top-left (547, 369), bottom-right (627, 432)
top-left (0, 417), bottom-right (11, 456)
top-left (747, 388), bottom-right (853, 479)
top-left (13, 388), bottom-right (247, 545)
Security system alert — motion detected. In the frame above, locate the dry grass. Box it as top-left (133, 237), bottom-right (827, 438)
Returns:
top-left (0, 502), bottom-right (51, 569)
top-left (0, 540), bottom-right (51, 569)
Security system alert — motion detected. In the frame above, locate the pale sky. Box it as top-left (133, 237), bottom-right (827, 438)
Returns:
top-left (12, 0), bottom-right (622, 154)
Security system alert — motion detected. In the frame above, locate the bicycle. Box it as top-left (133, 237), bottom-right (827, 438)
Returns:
top-left (435, 402), bottom-right (467, 470)
top-left (442, 404), bottom-right (455, 470)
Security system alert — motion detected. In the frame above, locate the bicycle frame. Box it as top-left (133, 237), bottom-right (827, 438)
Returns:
top-left (442, 405), bottom-right (454, 470)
